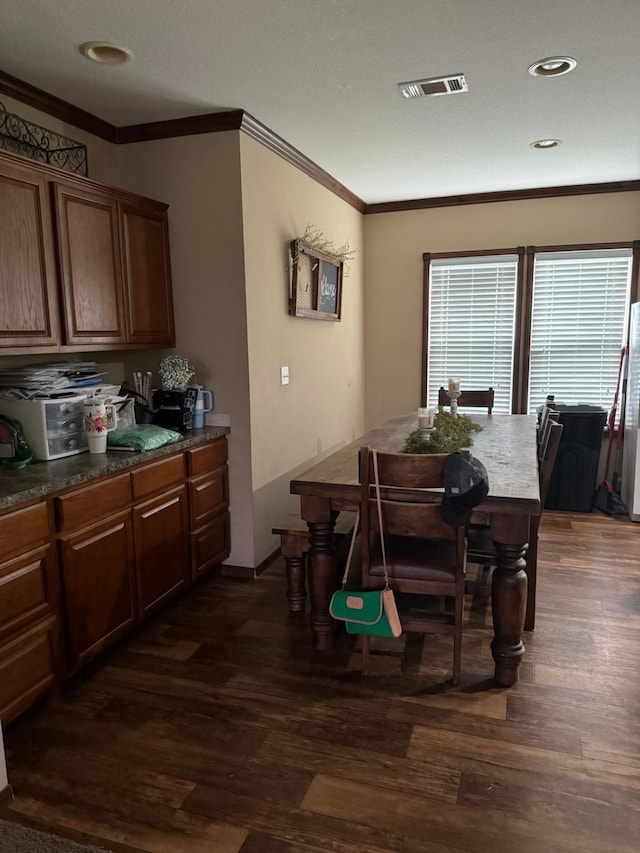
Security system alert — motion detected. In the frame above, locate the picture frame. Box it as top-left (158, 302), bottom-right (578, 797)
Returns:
top-left (289, 239), bottom-right (343, 321)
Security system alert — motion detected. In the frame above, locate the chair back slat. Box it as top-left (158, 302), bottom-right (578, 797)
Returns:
top-left (359, 446), bottom-right (465, 570)
top-left (438, 387), bottom-right (494, 414)
top-left (369, 500), bottom-right (451, 538)
top-left (537, 410), bottom-right (560, 464)
top-left (539, 420), bottom-right (563, 507)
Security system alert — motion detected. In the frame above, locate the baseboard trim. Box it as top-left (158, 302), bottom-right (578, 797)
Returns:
top-left (0, 783), bottom-right (14, 807)
top-left (219, 564), bottom-right (255, 580)
top-left (256, 547), bottom-right (281, 576)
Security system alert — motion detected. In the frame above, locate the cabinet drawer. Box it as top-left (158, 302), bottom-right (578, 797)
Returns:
top-left (190, 512), bottom-right (230, 579)
top-left (187, 438), bottom-right (227, 477)
top-left (54, 473), bottom-right (132, 532)
top-left (0, 502), bottom-right (49, 559)
top-left (131, 453), bottom-right (185, 500)
top-left (188, 467), bottom-right (229, 525)
top-left (0, 618), bottom-right (58, 726)
top-left (0, 546), bottom-right (54, 642)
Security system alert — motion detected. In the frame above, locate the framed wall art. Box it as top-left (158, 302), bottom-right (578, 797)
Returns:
top-left (289, 239), bottom-right (343, 321)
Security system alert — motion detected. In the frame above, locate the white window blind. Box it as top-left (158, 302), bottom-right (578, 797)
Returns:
top-left (427, 255), bottom-right (518, 413)
top-left (528, 249), bottom-right (632, 413)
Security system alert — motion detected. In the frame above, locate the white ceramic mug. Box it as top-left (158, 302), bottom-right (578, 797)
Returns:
top-left (83, 398), bottom-right (118, 454)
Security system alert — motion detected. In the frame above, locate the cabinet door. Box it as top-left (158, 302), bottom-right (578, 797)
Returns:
top-left (0, 159), bottom-right (60, 350)
top-left (58, 511), bottom-right (137, 668)
top-left (53, 182), bottom-right (127, 346)
top-left (120, 200), bottom-right (175, 346)
top-left (0, 617), bottom-right (58, 725)
top-left (133, 485), bottom-right (189, 617)
top-left (191, 512), bottom-right (230, 580)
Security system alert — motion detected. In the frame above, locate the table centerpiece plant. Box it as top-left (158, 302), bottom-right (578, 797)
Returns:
top-left (403, 408), bottom-right (482, 454)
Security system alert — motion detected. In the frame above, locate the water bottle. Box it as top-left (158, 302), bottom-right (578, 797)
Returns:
top-left (193, 387), bottom-right (213, 428)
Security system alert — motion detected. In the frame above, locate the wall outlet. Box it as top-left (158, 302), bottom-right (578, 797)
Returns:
top-left (280, 366), bottom-right (289, 386)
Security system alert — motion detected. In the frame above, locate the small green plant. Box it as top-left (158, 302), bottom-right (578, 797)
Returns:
top-left (402, 408), bottom-right (482, 454)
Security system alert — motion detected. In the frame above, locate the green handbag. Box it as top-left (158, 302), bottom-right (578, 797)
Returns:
top-left (330, 587), bottom-right (397, 637)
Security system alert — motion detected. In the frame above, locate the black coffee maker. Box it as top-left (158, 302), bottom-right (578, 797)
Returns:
top-left (152, 388), bottom-right (197, 431)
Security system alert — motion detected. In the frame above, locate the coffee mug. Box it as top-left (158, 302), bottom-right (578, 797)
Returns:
top-left (83, 398), bottom-right (118, 454)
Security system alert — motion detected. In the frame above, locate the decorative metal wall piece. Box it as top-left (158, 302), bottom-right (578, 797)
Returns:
top-left (0, 101), bottom-right (88, 176)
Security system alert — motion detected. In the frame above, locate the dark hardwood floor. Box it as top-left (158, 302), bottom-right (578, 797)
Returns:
top-left (2, 510), bottom-right (639, 852)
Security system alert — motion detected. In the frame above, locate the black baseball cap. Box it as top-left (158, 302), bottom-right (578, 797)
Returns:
top-left (441, 452), bottom-right (489, 527)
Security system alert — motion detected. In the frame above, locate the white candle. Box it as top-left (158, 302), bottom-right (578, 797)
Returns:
top-left (448, 377), bottom-right (460, 393)
top-left (418, 407), bottom-right (434, 429)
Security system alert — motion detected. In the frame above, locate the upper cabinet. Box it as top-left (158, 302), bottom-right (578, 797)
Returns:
top-left (53, 182), bottom-right (127, 347)
top-left (0, 150), bottom-right (176, 354)
top-left (120, 199), bottom-right (175, 347)
top-left (0, 157), bottom-right (60, 350)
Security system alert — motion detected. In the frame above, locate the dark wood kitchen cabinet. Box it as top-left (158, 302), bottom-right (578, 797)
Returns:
top-left (53, 181), bottom-right (128, 346)
top-left (0, 435), bottom-right (229, 724)
top-left (120, 199), bottom-right (175, 346)
top-left (55, 473), bottom-right (137, 670)
top-left (0, 501), bottom-right (61, 725)
top-left (131, 453), bottom-right (190, 616)
top-left (0, 157), bottom-right (60, 351)
top-left (0, 148), bottom-right (175, 353)
top-left (187, 440), bottom-right (230, 579)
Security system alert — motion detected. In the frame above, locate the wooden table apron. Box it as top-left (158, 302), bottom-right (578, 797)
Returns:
top-left (290, 413), bottom-right (540, 687)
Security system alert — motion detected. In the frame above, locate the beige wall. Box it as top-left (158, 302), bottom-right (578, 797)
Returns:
top-left (239, 135), bottom-right (365, 565)
top-left (116, 132), bottom-right (254, 567)
top-left (364, 192), bottom-right (640, 429)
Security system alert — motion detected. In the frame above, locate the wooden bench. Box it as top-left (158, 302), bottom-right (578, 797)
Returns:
top-left (272, 512), bottom-right (355, 612)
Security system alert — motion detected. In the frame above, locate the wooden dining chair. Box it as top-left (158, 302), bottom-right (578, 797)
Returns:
top-left (438, 387), bottom-right (495, 414)
top-left (466, 419), bottom-right (563, 630)
top-left (358, 446), bottom-right (467, 684)
top-left (537, 409), bottom-right (560, 459)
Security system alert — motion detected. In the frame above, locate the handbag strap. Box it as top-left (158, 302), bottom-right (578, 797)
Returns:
top-left (339, 508), bottom-right (360, 589)
top-left (338, 448), bottom-right (390, 590)
top-left (372, 449), bottom-right (390, 590)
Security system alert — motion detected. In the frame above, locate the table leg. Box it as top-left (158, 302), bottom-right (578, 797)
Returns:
top-left (490, 514), bottom-right (529, 686)
top-left (301, 496), bottom-right (338, 651)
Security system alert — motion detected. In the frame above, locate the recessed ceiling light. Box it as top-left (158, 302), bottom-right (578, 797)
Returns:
top-left (528, 56), bottom-right (577, 77)
top-left (530, 138), bottom-right (562, 149)
top-left (79, 41), bottom-right (133, 65)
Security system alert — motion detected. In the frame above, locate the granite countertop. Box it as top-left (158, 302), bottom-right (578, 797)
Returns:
top-left (0, 426), bottom-right (229, 511)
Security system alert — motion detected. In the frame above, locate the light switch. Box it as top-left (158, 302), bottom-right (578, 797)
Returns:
top-left (280, 365), bottom-right (289, 386)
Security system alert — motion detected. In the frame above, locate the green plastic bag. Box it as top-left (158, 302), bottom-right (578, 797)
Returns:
top-left (107, 424), bottom-right (182, 451)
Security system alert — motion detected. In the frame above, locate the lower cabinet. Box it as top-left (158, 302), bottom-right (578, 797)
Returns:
top-left (0, 502), bottom-right (61, 725)
top-left (0, 436), bottom-right (229, 724)
top-left (58, 511), bottom-right (137, 668)
top-left (134, 485), bottom-right (189, 617)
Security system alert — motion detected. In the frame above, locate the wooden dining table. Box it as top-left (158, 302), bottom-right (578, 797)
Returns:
top-left (290, 412), bottom-right (540, 687)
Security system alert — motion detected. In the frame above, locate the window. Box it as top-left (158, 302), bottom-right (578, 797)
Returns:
top-left (423, 242), bottom-right (639, 414)
top-left (527, 248), bottom-right (632, 413)
top-left (424, 250), bottom-right (521, 413)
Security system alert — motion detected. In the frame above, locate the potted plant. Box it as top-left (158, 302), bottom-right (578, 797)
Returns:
top-left (158, 354), bottom-right (195, 391)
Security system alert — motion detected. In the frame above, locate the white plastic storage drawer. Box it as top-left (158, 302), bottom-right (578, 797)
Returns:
top-left (0, 396), bottom-right (88, 460)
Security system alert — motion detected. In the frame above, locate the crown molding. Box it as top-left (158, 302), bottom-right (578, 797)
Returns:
top-left (0, 69), bottom-right (117, 142)
top-left (238, 112), bottom-right (365, 212)
top-left (1, 68), bottom-right (638, 215)
top-left (116, 109), bottom-right (245, 143)
top-left (364, 180), bottom-right (640, 214)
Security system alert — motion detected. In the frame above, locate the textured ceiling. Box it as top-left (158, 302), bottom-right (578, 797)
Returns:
top-left (0, 0), bottom-right (639, 204)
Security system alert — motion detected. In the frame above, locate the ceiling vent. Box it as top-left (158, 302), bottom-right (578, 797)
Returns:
top-left (398, 74), bottom-right (468, 99)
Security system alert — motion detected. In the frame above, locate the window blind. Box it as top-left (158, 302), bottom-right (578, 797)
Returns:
top-left (528, 249), bottom-right (632, 413)
top-left (427, 255), bottom-right (518, 413)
